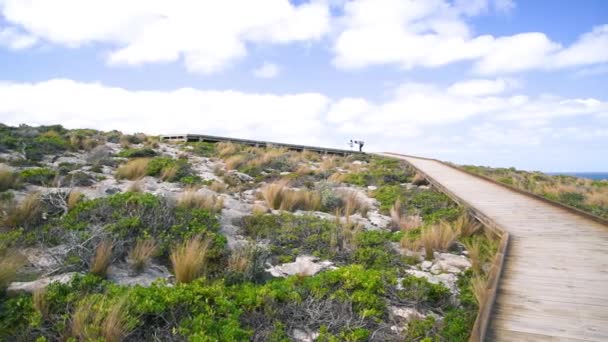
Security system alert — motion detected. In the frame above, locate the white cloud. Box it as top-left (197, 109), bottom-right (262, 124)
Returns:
top-left (332, 0), bottom-right (608, 74)
top-left (0, 26), bottom-right (37, 49)
top-left (0, 0), bottom-right (330, 73)
top-left (253, 62), bottom-right (281, 78)
top-left (0, 79), bottom-right (606, 161)
top-left (447, 78), bottom-right (519, 96)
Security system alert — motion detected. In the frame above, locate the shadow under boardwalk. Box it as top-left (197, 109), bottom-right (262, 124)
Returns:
top-left (382, 154), bottom-right (608, 342)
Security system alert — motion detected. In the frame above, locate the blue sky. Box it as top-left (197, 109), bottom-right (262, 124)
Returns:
top-left (0, 0), bottom-right (607, 171)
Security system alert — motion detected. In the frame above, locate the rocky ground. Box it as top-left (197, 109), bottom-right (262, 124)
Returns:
top-left (0, 125), bottom-right (495, 341)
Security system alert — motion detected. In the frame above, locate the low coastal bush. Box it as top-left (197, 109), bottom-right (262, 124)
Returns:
top-left (0, 168), bottom-right (19, 191)
top-left (19, 167), bottom-right (57, 186)
top-left (117, 147), bottom-right (157, 158)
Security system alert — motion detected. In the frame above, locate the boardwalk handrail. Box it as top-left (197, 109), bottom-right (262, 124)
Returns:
top-left (382, 153), bottom-right (608, 226)
top-left (378, 152), bottom-right (509, 342)
top-left (160, 133), bottom-right (363, 156)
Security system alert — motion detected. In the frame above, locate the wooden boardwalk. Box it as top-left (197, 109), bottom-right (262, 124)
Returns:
top-left (383, 154), bottom-right (608, 341)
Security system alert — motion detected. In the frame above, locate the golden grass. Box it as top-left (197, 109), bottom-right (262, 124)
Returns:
top-left (3, 192), bottom-right (42, 229)
top-left (463, 238), bottom-right (482, 274)
top-left (160, 164), bottom-right (178, 182)
top-left (102, 297), bottom-right (130, 342)
top-left (127, 180), bottom-right (143, 193)
top-left (411, 173), bottom-right (428, 186)
top-left (90, 240), bottom-right (113, 277)
top-left (209, 181), bottom-right (227, 193)
top-left (0, 251), bottom-right (25, 288)
top-left (390, 200), bottom-right (422, 231)
top-left (0, 167), bottom-right (18, 191)
top-left (295, 165), bottom-right (313, 176)
top-left (471, 276), bottom-right (488, 305)
top-left (339, 189), bottom-right (369, 216)
top-left (115, 158), bottom-right (150, 180)
top-left (170, 235), bottom-right (211, 283)
top-left (127, 238), bottom-right (158, 274)
top-left (33, 287), bottom-right (48, 318)
top-left (67, 190), bottom-right (83, 209)
top-left (252, 203), bottom-right (269, 215)
top-left (71, 296), bottom-right (131, 342)
top-left (586, 191), bottom-right (608, 207)
top-left (454, 214), bottom-right (481, 237)
top-left (419, 222), bottom-right (459, 260)
top-left (301, 149), bottom-right (321, 162)
top-left (328, 171), bottom-right (348, 183)
top-left (224, 154), bottom-right (248, 170)
top-left (261, 181), bottom-right (288, 210)
top-left (319, 157), bottom-right (339, 172)
top-left (227, 246), bottom-right (251, 273)
top-left (279, 189), bottom-right (321, 211)
top-left (217, 142), bottom-right (240, 158)
top-left (178, 190), bottom-right (224, 213)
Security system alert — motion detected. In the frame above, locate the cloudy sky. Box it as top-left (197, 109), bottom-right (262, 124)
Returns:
top-left (0, 0), bottom-right (607, 171)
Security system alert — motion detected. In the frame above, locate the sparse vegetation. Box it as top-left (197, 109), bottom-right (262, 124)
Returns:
top-left (90, 240), bottom-right (113, 277)
top-left (170, 235), bottom-right (211, 283)
top-left (127, 238), bottom-right (158, 274)
top-left (115, 158), bottom-right (150, 180)
top-left (0, 124), bottom-right (499, 341)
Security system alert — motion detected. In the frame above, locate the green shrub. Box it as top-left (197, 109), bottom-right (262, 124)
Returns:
top-left (19, 168), bottom-right (57, 186)
top-left (0, 169), bottom-right (19, 191)
top-left (61, 192), bottom-right (224, 260)
top-left (405, 316), bottom-right (437, 340)
top-left (242, 213), bottom-right (340, 260)
top-left (399, 276), bottom-right (451, 307)
top-left (188, 142), bottom-right (216, 157)
top-left (373, 185), bottom-right (404, 212)
top-left (146, 157), bottom-right (192, 182)
top-left (117, 148), bottom-right (157, 158)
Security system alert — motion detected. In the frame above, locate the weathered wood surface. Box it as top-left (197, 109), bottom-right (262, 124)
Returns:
top-left (383, 154), bottom-right (608, 341)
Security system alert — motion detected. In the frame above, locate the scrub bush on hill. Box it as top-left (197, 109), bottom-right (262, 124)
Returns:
top-left (60, 192), bottom-right (224, 259)
top-left (19, 168), bottom-right (57, 186)
top-left (342, 157), bottom-right (412, 187)
top-left (117, 147), bottom-right (157, 158)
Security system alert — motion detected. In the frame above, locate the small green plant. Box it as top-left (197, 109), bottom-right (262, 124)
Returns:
top-left (19, 168), bottom-right (57, 186)
top-left (117, 148), bottom-right (157, 158)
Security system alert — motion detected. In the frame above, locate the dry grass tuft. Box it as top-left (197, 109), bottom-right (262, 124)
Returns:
top-left (170, 235), bottom-right (212, 283)
top-left (411, 173), bottom-right (428, 186)
top-left (127, 238), bottom-right (158, 274)
top-left (328, 171), bottom-right (347, 183)
top-left (160, 164), bottom-right (178, 182)
top-left (0, 251), bottom-right (26, 288)
top-left (227, 246), bottom-right (251, 273)
top-left (209, 181), bottom-right (227, 193)
top-left (471, 276), bottom-right (488, 305)
top-left (224, 154), bottom-right (248, 170)
top-left (0, 167), bottom-right (19, 191)
top-left (419, 222), bottom-right (459, 260)
top-left (454, 214), bottom-right (481, 237)
top-left (261, 181), bottom-right (288, 210)
top-left (216, 142), bottom-right (239, 158)
top-left (390, 200), bottom-right (422, 231)
top-left (339, 189), bottom-right (369, 216)
top-left (178, 190), bottom-right (224, 213)
top-left (3, 192), bottom-right (42, 229)
top-left (67, 190), bottom-right (83, 209)
top-left (71, 296), bottom-right (131, 342)
top-left (252, 203), bottom-right (269, 215)
top-left (102, 297), bottom-right (131, 342)
top-left (33, 287), bottom-right (48, 318)
top-left (90, 240), bottom-right (113, 277)
top-left (115, 158), bottom-right (150, 180)
top-left (463, 238), bottom-right (482, 273)
top-left (127, 180), bottom-right (144, 193)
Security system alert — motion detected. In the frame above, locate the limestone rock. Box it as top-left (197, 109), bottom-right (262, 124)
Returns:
top-left (266, 256), bottom-right (335, 277)
top-left (292, 328), bottom-right (319, 342)
top-left (21, 245), bottom-right (69, 270)
top-left (429, 253), bottom-right (471, 274)
top-left (403, 270), bottom-right (459, 294)
top-left (8, 272), bottom-right (79, 294)
top-left (107, 263), bottom-right (172, 287)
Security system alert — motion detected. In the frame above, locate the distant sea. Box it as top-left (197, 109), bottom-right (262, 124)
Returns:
top-left (547, 172), bottom-right (608, 180)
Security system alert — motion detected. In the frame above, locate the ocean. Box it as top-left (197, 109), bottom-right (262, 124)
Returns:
top-left (548, 172), bottom-right (608, 180)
